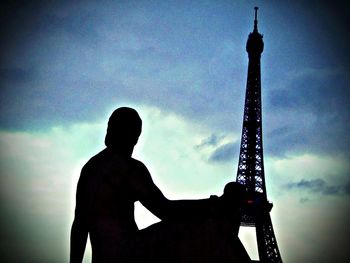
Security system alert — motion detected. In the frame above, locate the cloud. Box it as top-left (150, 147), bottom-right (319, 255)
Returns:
top-left (284, 178), bottom-right (350, 197)
top-left (0, 67), bottom-right (32, 83)
top-left (262, 153), bottom-right (350, 202)
top-left (344, 181), bottom-right (350, 195)
top-left (264, 67), bottom-right (350, 158)
top-left (195, 133), bottom-right (225, 149)
top-left (0, 0), bottom-right (248, 133)
top-left (2, 1), bottom-right (349, 168)
top-left (274, 195), bottom-right (350, 263)
top-left (193, 133), bottom-right (240, 163)
top-left (0, 121), bottom-right (105, 262)
top-left (208, 142), bottom-right (238, 163)
top-left (1, 1), bottom-right (349, 165)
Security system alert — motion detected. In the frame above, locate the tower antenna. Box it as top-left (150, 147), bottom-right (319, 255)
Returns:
top-left (254, 6), bottom-right (259, 32)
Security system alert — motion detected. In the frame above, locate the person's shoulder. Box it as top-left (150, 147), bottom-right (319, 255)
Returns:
top-left (129, 158), bottom-right (154, 186)
top-left (130, 158), bottom-right (150, 175)
top-left (81, 149), bottom-right (108, 171)
top-left (130, 157), bottom-right (147, 169)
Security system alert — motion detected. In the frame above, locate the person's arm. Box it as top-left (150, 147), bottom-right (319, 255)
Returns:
top-left (70, 168), bottom-right (89, 263)
top-left (70, 218), bottom-right (88, 263)
top-left (133, 162), bottom-right (219, 221)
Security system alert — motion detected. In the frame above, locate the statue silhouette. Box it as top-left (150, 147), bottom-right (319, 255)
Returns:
top-left (70, 107), bottom-right (250, 263)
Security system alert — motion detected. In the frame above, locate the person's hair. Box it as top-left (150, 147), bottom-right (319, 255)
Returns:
top-left (104, 107), bottom-right (142, 147)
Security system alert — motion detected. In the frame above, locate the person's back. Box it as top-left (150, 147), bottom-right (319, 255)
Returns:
top-left (78, 148), bottom-right (143, 262)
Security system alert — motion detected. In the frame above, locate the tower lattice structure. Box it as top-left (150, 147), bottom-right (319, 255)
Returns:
top-left (235, 7), bottom-right (283, 263)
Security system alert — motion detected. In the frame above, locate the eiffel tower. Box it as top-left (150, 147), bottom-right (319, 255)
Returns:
top-left (235, 7), bottom-right (283, 263)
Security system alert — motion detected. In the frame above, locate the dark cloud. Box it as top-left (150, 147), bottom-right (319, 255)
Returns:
top-left (299, 197), bottom-right (309, 203)
top-left (261, 0), bottom-right (350, 159)
top-left (0, 1), bottom-right (55, 55)
top-left (208, 142), bottom-right (238, 163)
top-left (264, 68), bottom-right (350, 157)
top-left (194, 134), bottom-right (240, 163)
top-left (343, 181), bottom-right (350, 195)
top-left (195, 133), bottom-right (225, 150)
top-left (285, 178), bottom-right (350, 196)
top-left (0, 0), bottom-right (246, 132)
top-left (0, 0), bottom-right (349, 163)
top-left (268, 69), bottom-right (350, 115)
top-left (0, 68), bottom-right (32, 83)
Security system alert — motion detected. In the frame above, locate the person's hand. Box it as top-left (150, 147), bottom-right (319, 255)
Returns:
top-left (209, 182), bottom-right (247, 217)
top-left (221, 182), bottom-right (247, 206)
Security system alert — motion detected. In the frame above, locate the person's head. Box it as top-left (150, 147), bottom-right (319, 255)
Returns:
top-left (105, 107), bottom-right (142, 152)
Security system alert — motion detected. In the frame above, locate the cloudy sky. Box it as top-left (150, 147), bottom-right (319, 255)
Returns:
top-left (0, 0), bottom-right (349, 262)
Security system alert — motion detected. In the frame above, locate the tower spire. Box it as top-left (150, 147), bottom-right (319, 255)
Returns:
top-left (246, 7), bottom-right (263, 58)
top-left (254, 6), bottom-right (259, 32)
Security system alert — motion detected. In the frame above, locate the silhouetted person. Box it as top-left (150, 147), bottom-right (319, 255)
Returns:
top-left (70, 107), bottom-right (250, 263)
